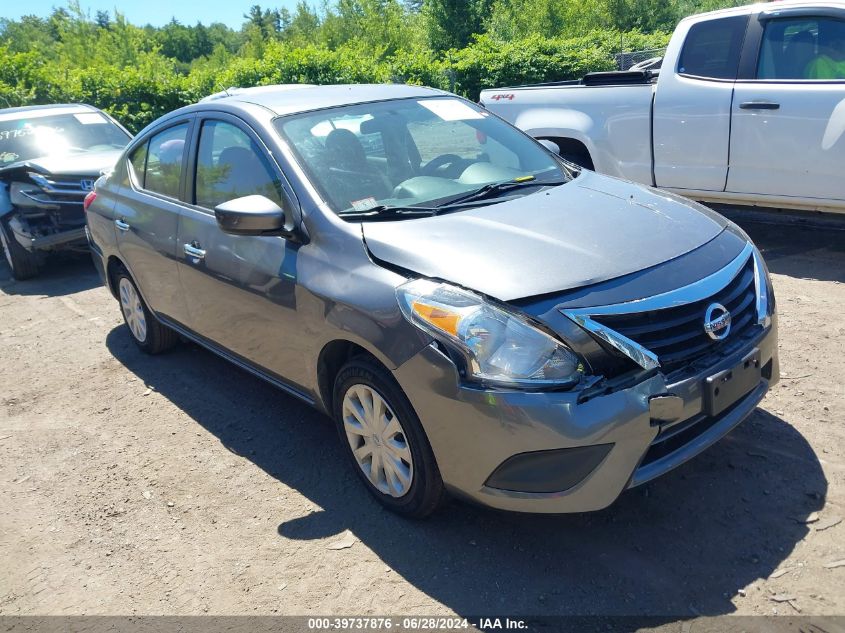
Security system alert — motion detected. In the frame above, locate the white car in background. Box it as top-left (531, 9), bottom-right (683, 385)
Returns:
top-left (481, 1), bottom-right (845, 214)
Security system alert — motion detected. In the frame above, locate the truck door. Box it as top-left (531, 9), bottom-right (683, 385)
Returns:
top-left (652, 15), bottom-right (749, 191)
top-left (727, 10), bottom-right (845, 203)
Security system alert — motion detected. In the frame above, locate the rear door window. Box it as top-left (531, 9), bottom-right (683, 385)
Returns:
top-left (678, 15), bottom-right (749, 79)
top-left (758, 16), bottom-right (845, 80)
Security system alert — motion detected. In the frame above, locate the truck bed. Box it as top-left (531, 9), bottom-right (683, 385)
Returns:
top-left (480, 77), bottom-right (655, 184)
top-left (491, 70), bottom-right (658, 91)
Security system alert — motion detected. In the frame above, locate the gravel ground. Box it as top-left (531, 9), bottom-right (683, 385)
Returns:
top-left (0, 215), bottom-right (843, 620)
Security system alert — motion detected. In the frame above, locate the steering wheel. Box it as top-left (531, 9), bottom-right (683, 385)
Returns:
top-left (420, 154), bottom-right (466, 177)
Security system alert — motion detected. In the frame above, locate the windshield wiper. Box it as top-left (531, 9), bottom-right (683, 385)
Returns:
top-left (338, 179), bottom-right (568, 221)
top-left (338, 205), bottom-right (439, 221)
top-left (433, 178), bottom-right (567, 209)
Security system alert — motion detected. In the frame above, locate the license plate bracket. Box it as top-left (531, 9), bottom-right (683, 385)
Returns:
top-left (704, 348), bottom-right (761, 417)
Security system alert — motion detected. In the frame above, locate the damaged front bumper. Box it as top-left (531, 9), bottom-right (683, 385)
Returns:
top-left (1, 173), bottom-right (91, 252)
top-left (5, 214), bottom-right (87, 251)
top-left (393, 318), bottom-right (778, 514)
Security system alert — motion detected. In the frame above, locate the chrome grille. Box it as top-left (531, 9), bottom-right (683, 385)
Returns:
top-left (593, 255), bottom-right (758, 372)
top-left (29, 173), bottom-right (92, 197)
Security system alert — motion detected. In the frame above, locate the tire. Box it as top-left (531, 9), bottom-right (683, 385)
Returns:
top-left (333, 358), bottom-right (445, 518)
top-left (0, 216), bottom-right (40, 280)
top-left (114, 268), bottom-right (179, 354)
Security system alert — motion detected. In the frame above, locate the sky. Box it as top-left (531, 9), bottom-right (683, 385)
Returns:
top-left (2, 1), bottom-right (304, 28)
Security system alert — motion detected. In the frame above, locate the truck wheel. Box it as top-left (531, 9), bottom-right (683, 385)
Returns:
top-left (0, 217), bottom-right (40, 280)
top-left (115, 269), bottom-right (179, 354)
top-left (333, 358), bottom-right (445, 519)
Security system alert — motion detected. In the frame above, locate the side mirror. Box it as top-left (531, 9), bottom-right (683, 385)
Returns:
top-left (214, 195), bottom-right (296, 238)
top-left (537, 139), bottom-right (560, 155)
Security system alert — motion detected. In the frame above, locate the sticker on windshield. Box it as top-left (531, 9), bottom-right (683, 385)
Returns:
top-left (351, 197), bottom-right (378, 211)
top-left (74, 112), bottom-right (109, 125)
top-left (418, 99), bottom-right (485, 122)
top-left (0, 127), bottom-right (35, 142)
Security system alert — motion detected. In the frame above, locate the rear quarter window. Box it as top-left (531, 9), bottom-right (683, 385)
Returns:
top-left (678, 15), bottom-right (749, 80)
top-left (127, 142), bottom-right (148, 188)
top-left (143, 123), bottom-right (189, 199)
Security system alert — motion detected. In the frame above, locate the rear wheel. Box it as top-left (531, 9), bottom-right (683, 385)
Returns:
top-left (0, 216), bottom-right (40, 280)
top-left (115, 269), bottom-right (178, 354)
top-left (333, 359), bottom-right (445, 518)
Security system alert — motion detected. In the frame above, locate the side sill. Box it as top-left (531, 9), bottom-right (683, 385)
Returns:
top-left (157, 316), bottom-right (316, 407)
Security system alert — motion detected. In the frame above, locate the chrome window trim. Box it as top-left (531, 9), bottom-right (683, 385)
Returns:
top-left (560, 242), bottom-right (757, 370)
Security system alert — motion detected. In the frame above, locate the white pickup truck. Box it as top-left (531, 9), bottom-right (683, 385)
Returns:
top-left (481, 1), bottom-right (845, 214)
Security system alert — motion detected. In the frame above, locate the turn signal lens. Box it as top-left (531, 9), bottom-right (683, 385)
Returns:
top-left (411, 301), bottom-right (461, 336)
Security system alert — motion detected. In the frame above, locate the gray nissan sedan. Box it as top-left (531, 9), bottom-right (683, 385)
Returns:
top-left (85, 84), bottom-right (778, 518)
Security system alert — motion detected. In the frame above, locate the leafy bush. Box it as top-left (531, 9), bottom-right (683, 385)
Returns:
top-left (0, 29), bottom-right (670, 133)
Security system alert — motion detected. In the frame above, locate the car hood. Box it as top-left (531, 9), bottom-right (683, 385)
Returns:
top-left (0, 149), bottom-right (123, 177)
top-left (362, 171), bottom-right (728, 302)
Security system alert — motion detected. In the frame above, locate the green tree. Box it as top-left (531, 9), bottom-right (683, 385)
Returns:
top-left (485, 0), bottom-right (568, 40)
top-left (423, 0), bottom-right (491, 51)
top-left (322, 0), bottom-right (412, 55)
top-left (157, 19), bottom-right (196, 63)
top-left (95, 10), bottom-right (111, 29)
top-left (604, 0), bottom-right (679, 32)
top-left (280, 1), bottom-right (322, 45)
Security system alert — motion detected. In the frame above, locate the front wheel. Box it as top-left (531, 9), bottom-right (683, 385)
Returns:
top-left (115, 269), bottom-right (178, 354)
top-left (0, 216), bottom-right (40, 280)
top-left (333, 359), bottom-right (445, 518)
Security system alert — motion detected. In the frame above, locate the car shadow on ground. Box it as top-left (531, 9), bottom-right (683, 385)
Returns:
top-left (722, 211), bottom-right (845, 284)
top-left (0, 253), bottom-right (101, 296)
top-left (106, 326), bottom-right (825, 617)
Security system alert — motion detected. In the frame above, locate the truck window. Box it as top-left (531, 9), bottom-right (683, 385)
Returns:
top-left (758, 17), bottom-right (845, 80)
top-left (678, 15), bottom-right (748, 80)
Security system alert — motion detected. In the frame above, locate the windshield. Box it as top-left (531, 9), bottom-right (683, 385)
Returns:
top-left (0, 110), bottom-right (130, 167)
top-left (274, 97), bottom-right (567, 215)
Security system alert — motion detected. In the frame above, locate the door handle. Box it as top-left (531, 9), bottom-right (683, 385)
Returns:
top-left (115, 218), bottom-right (130, 231)
top-left (739, 101), bottom-right (780, 110)
top-left (184, 242), bottom-right (206, 260)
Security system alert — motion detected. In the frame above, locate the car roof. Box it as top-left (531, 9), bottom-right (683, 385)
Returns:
top-left (682, 0), bottom-right (845, 22)
top-left (196, 83), bottom-right (451, 117)
top-left (0, 103), bottom-right (99, 122)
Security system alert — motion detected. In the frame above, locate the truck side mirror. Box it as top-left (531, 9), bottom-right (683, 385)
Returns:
top-left (538, 139), bottom-right (560, 155)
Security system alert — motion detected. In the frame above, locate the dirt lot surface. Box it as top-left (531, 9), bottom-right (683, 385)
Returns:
top-left (1, 215), bottom-right (844, 621)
